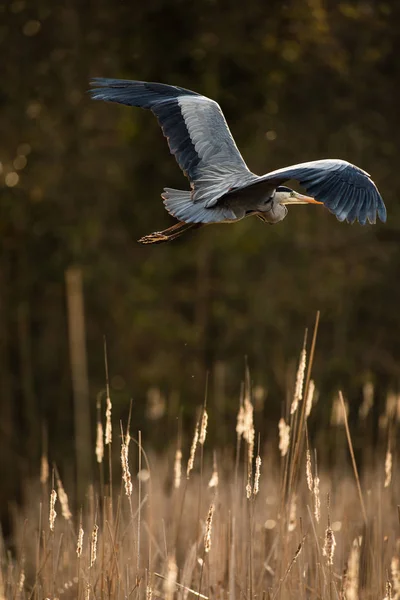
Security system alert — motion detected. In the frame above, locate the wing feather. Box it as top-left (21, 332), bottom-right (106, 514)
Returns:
top-left (255, 159), bottom-right (386, 224)
top-left (89, 78), bottom-right (253, 208)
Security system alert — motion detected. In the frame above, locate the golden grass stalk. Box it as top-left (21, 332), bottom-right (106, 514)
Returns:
top-left (187, 418), bottom-right (199, 478)
top-left (385, 448), bottom-right (393, 488)
top-left (253, 455), bottom-right (261, 496)
top-left (290, 348), bottom-right (307, 415)
top-left (287, 312), bottom-right (319, 498)
top-left (156, 571), bottom-right (208, 600)
top-left (85, 582), bottom-right (90, 600)
top-left (204, 503), bottom-right (215, 553)
top-left (146, 585), bottom-right (153, 600)
top-left (199, 409), bottom-right (208, 445)
top-left (90, 523), bottom-right (99, 568)
top-left (305, 380), bottom-right (315, 419)
top-left (278, 418), bottom-right (290, 457)
top-left (56, 473), bottom-right (72, 521)
top-left (76, 524), bottom-right (84, 558)
top-left (179, 542), bottom-right (198, 600)
top-left (273, 534), bottom-right (306, 599)
top-left (339, 391), bottom-right (367, 525)
top-left (121, 439), bottom-right (133, 497)
top-left (49, 489), bottom-right (57, 531)
top-left (174, 448), bottom-right (182, 489)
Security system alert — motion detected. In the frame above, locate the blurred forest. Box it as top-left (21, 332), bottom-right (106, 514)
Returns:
top-left (1, 0), bottom-right (400, 509)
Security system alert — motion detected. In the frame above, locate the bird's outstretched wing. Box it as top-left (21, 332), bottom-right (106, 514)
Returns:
top-left (256, 159), bottom-right (386, 224)
top-left (89, 79), bottom-right (254, 207)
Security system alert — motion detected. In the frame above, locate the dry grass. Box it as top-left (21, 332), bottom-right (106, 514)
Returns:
top-left (1, 335), bottom-right (400, 599)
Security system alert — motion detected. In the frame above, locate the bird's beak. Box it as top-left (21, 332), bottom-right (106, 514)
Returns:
top-left (281, 192), bottom-right (323, 205)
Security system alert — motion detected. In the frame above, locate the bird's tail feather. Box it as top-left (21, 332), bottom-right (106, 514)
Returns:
top-left (162, 188), bottom-right (234, 223)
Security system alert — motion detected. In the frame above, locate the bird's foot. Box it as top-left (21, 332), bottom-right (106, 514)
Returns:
top-left (138, 221), bottom-right (201, 244)
top-left (138, 231), bottom-right (171, 244)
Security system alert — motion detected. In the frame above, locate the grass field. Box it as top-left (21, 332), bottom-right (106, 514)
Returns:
top-left (1, 328), bottom-right (399, 600)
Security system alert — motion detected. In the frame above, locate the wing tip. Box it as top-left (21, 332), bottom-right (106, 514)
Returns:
top-left (377, 202), bottom-right (387, 223)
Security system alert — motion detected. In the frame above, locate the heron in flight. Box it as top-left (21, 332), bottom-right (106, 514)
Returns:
top-left (90, 79), bottom-right (386, 244)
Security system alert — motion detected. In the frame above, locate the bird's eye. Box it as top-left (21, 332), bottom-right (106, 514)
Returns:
top-left (290, 191), bottom-right (295, 197)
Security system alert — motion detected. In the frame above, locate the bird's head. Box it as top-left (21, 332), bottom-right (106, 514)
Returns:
top-left (273, 186), bottom-right (323, 206)
top-left (257, 186), bottom-right (323, 224)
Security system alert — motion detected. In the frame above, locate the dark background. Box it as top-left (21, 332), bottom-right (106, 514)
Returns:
top-left (1, 0), bottom-right (399, 509)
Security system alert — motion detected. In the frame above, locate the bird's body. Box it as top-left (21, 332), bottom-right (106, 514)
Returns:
top-left (90, 78), bottom-right (386, 243)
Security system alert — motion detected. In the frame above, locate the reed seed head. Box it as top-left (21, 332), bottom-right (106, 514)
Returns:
top-left (243, 398), bottom-right (254, 444)
top-left (385, 449), bottom-right (393, 488)
top-left (331, 396), bottom-right (348, 426)
top-left (121, 441), bottom-right (133, 497)
top-left (0, 566), bottom-right (5, 600)
top-left (305, 380), bottom-right (315, 418)
top-left (204, 503), bottom-right (215, 553)
top-left (242, 398), bottom-right (255, 465)
top-left (359, 381), bottom-right (374, 420)
top-left (186, 419), bottom-right (199, 478)
top-left (345, 536), bottom-right (362, 600)
top-left (306, 448), bottom-right (313, 492)
top-left (56, 474), bottom-right (72, 521)
top-left (288, 493), bottom-right (297, 532)
top-left (199, 409), bottom-right (208, 445)
top-left (95, 420), bottom-right (104, 464)
top-left (49, 489), bottom-right (57, 531)
top-left (291, 348), bottom-right (307, 415)
top-left (90, 524), bottom-right (99, 568)
top-left (208, 453), bottom-right (219, 488)
top-left (18, 567), bottom-right (25, 593)
top-left (385, 580), bottom-right (393, 600)
top-left (174, 448), bottom-right (182, 489)
top-left (236, 404), bottom-right (245, 437)
top-left (40, 454), bottom-right (49, 485)
top-left (246, 474), bottom-right (252, 499)
top-left (323, 525), bottom-right (336, 565)
top-left (313, 475), bottom-right (321, 523)
top-left (105, 395), bottom-right (112, 445)
top-left (76, 525), bottom-right (84, 558)
top-left (164, 555), bottom-right (177, 600)
top-left (253, 455), bottom-right (261, 495)
top-left (391, 556), bottom-right (400, 598)
top-left (278, 418), bottom-right (290, 457)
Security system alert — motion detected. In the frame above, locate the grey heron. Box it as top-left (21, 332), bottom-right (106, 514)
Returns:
top-left (90, 79), bottom-right (386, 244)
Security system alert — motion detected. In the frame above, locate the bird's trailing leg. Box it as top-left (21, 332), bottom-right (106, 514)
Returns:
top-left (138, 221), bottom-right (202, 244)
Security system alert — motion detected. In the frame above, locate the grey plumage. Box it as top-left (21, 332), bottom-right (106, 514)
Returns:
top-left (89, 78), bottom-right (386, 243)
